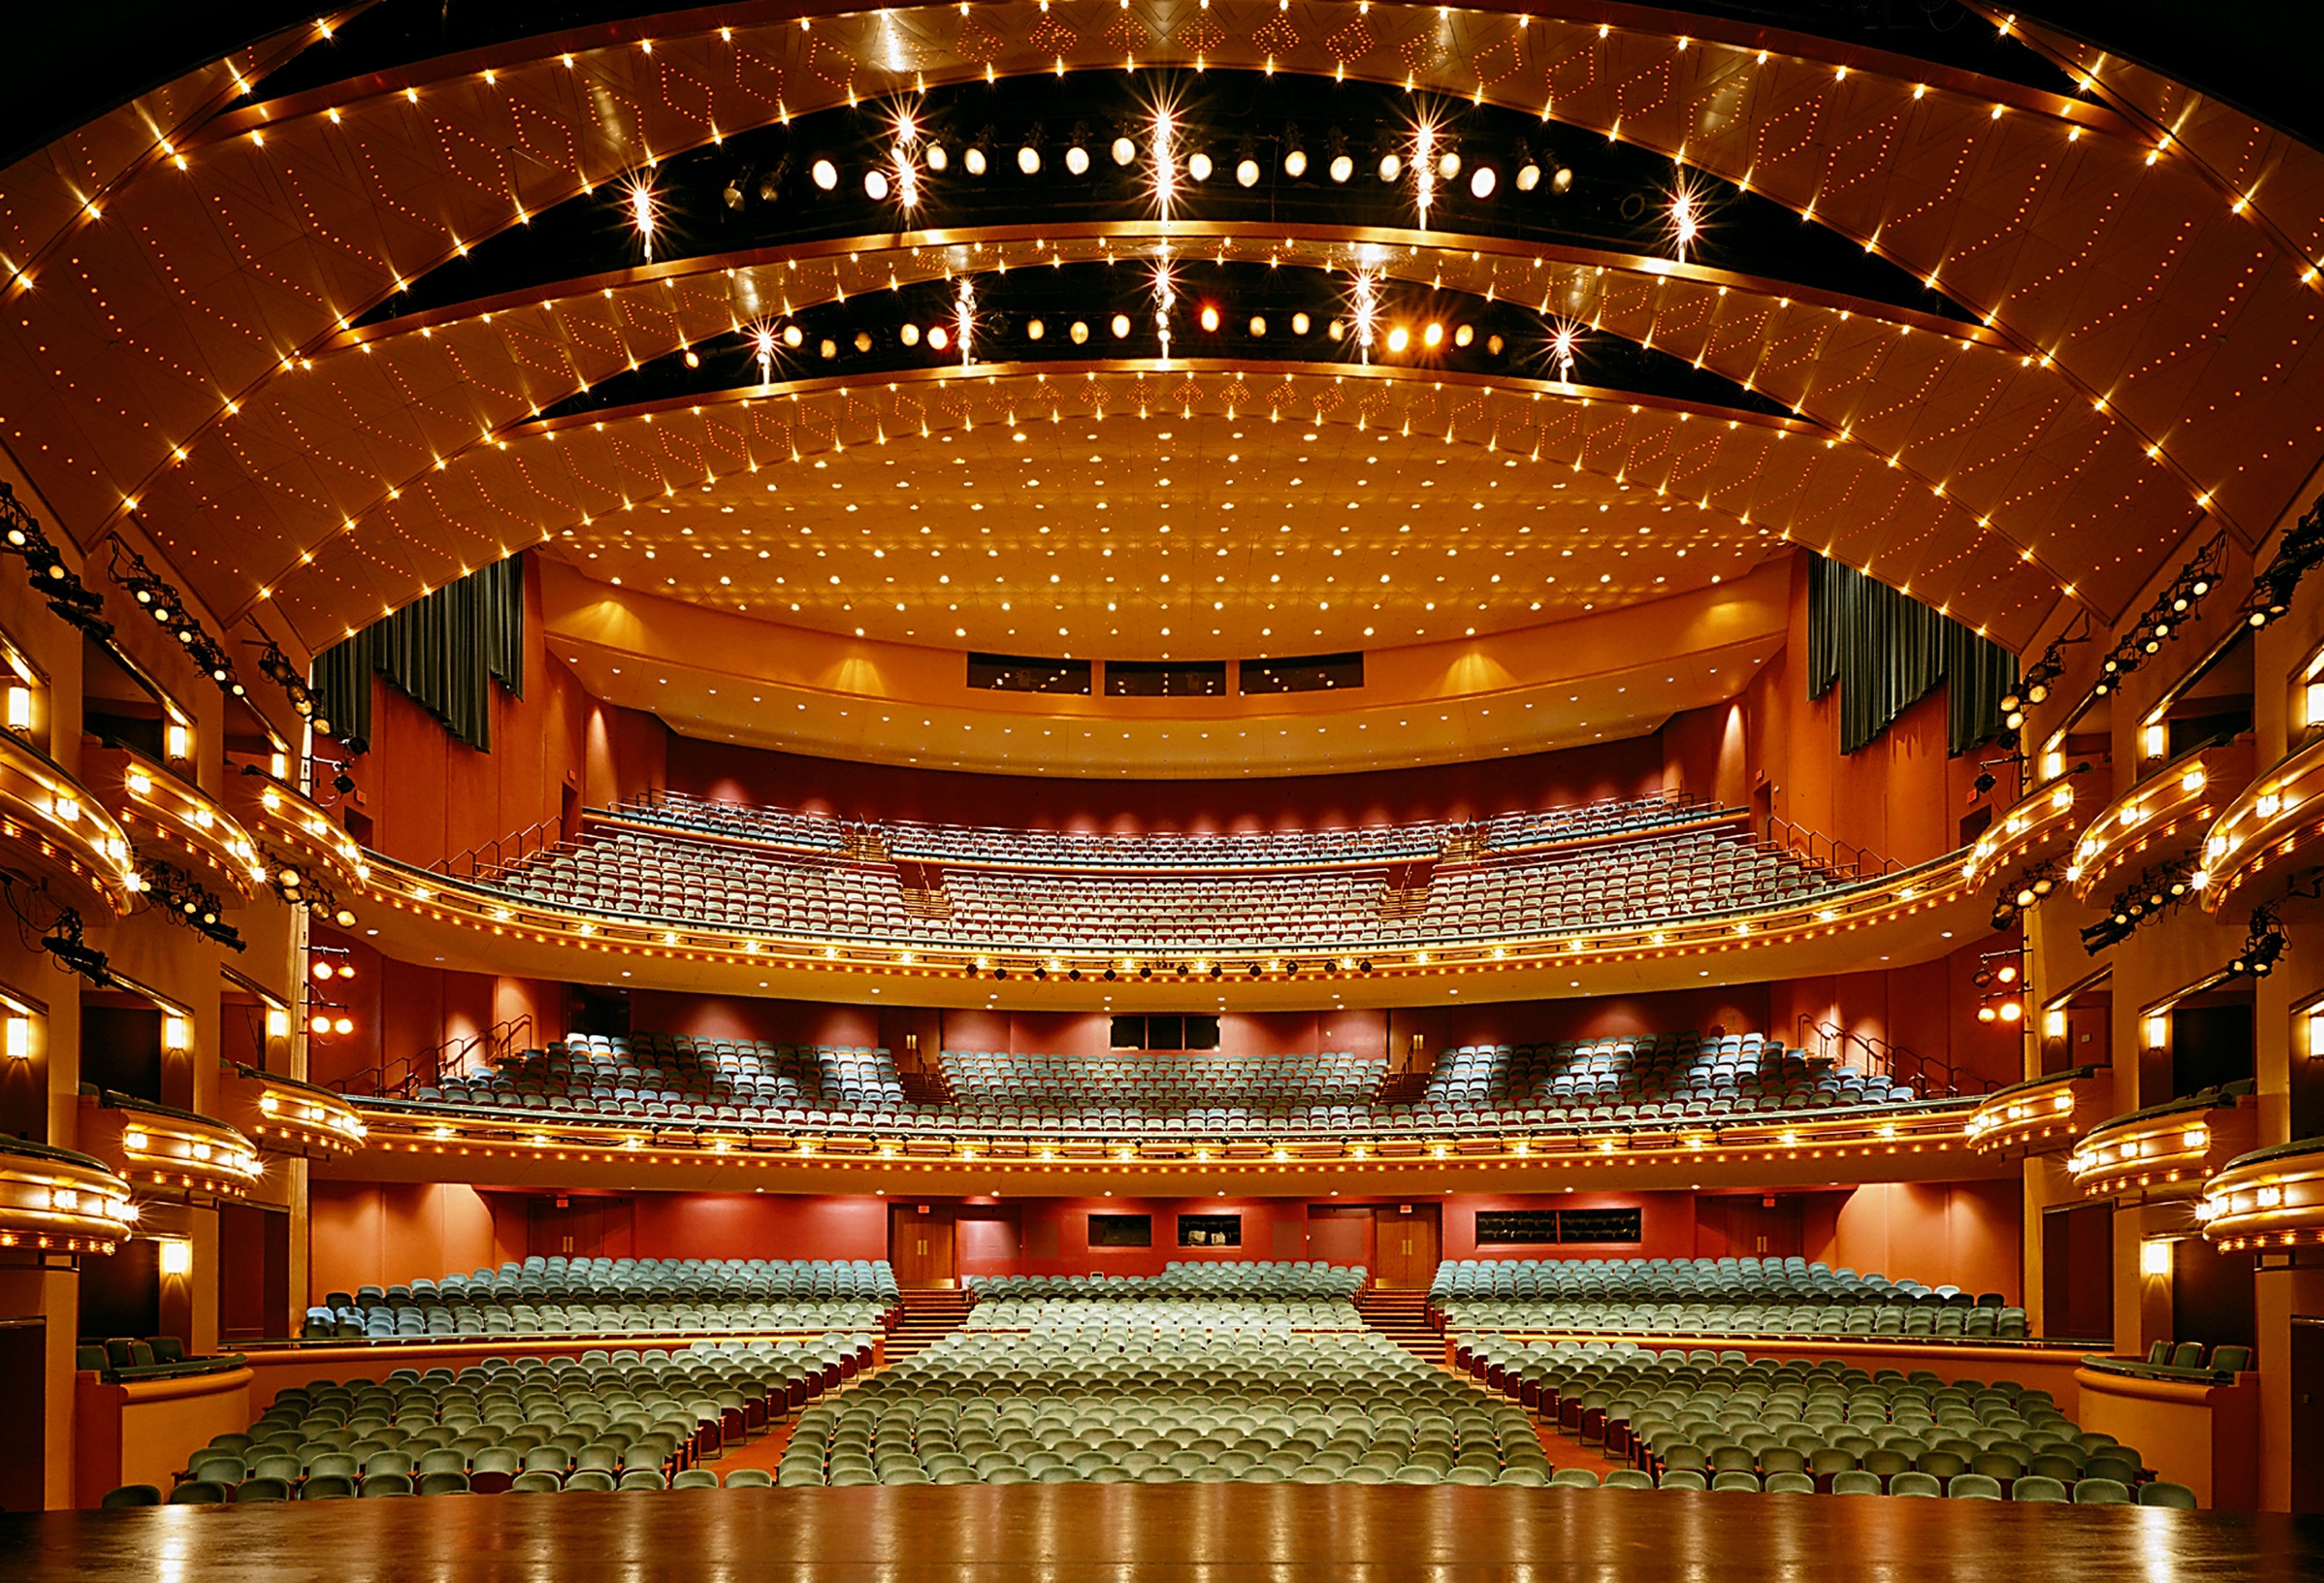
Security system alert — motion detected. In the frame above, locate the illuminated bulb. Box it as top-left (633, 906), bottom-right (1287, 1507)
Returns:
top-left (1200, 305), bottom-right (1220, 332)
top-left (1291, 312), bottom-right (1311, 335)
top-left (1328, 153), bottom-right (1353, 184)
top-left (900, 324), bottom-right (921, 347)
top-left (1285, 148), bottom-right (1308, 178)
top-left (1378, 153), bottom-right (1403, 182)
top-left (1422, 322), bottom-right (1444, 348)
top-left (1188, 152), bottom-right (1213, 181)
top-left (1071, 321), bottom-right (1090, 344)
top-left (1998, 1001), bottom-right (2022, 1023)
top-left (0, 1016), bottom-right (21, 1060)
top-left (311, 961), bottom-right (335, 980)
top-left (1516, 161), bottom-right (1541, 191)
top-left (1112, 136), bottom-right (1137, 166)
top-left (1027, 319), bottom-right (1046, 341)
top-left (864, 169), bottom-right (890, 200)
top-left (333, 1017), bottom-right (353, 1036)
top-left (1249, 316), bottom-right (1268, 337)
top-left (311, 1013), bottom-right (332, 1034)
top-left (1017, 145), bottom-right (1041, 175)
top-left (1386, 325), bottom-right (1410, 353)
top-left (1110, 314), bottom-right (1131, 339)
top-left (1236, 157), bottom-right (1260, 187)
top-left (1454, 325), bottom-right (1474, 348)
top-left (928, 325), bottom-right (950, 351)
top-left (1066, 145), bottom-right (1090, 176)
top-left (811, 158), bottom-right (838, 190)
top-left (965, 146), bottom-right (988, 176)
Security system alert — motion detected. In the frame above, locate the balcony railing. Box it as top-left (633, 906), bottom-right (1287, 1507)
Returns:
top-left (221, 1065), bottom-right (369, 1160)
top-left (0, 1136), bottom-right (137, 1256)
top-left (2198, 1136), bottom-right (2324, 1251)
top-left (79, 1091), bottom-right (265, 1205)
top-left (1965, 1065), bottom-right (2112, 1160)
top-left (2068, 1081), bottom-right (2258, 1205)
top-left (2070, 743), bottom-right (2245, 903)
top-left (0, 735), bottom-right (138, 915)
top-left (87, 746), bottom-right (263, 902)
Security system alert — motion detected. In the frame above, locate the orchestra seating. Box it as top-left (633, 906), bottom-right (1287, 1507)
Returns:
top-left (160, 1339), bottom-right (869, 1501)
top-left (394, 1029), bottom-right (1932, 1136)
top-left (481, 793), bottom-right (1859, 953)
top-left (963, 1262), bottom-right (1364, 1301)
top-left (1429, 1258), bottom-right (2029, 1340)
top-left (1453, 1336), bottom-right (2154, 1500)
top-left (301, 1256), bottom-right (898, 1340)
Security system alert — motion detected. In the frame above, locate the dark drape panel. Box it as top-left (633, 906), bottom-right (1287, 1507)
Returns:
top-left (309, 555), bottom-right (524, 753)
top-left (1807, 554), bottom-right (2018, 756)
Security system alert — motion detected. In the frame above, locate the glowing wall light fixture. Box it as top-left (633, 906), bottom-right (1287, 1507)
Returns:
top-left (2145, 1013), bottom-right (2170, 1050)
top-left (165, 722), bottom-right (190, 761)
top-left (3, 1016), bottom-right (25, 1059)
top-left (2138, 1238), bottom-right (2173, 1277)
top-left (161, 1016), bottom-right (190, 1052)
top-left (2144, 721), bottom-right (2169, 760)
top-left (158, 1238), bottom-right (193, 1277)
top-left (4, 685), bottom-right (29, 732)
top-left (2309, 1005), bottom-right (2324, 1055)
top-left (2044, 1008), bottom-right (2067, 1039)
top-left (2307, 678), bottom-right (2324, 728)
top-left (264, 1008), bottom-right (288, 1040)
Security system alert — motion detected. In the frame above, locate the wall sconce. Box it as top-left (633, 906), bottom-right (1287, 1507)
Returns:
top-left (265, 1008), bottom-right (289, 1039)
top-left (162, 1016), bottom-right (190, 1052)
top-left (3, 1016), bottom-right (27, 1059)
top-left (4, 685), bottom-right (30, 732)
top-left (2043, 1008), bottom-right (2067, 1039)
top-left (2307, 679), bottom-right (2324, 729)
top-left (2041, 750), bottom-right (2065, 781)
top-left (270, 750), bottom-right (288, 779)
top-left (165, 722), bottom-right (190, 761)
top-left (2143, 721), bottom-right (2167, 760)
top-left (157, 1239), bottom-right (192, 1277)
top-left (2308, 1006), bottom-right (2324, 1057)
top-left (2138, 1239), bottom-right (2173, 1278)
top-left (2144, 1013), bottom-right (2169, 1049)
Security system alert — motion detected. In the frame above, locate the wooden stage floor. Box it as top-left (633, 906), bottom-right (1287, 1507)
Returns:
top-left (2, 1486), bottom-right (2317, 1582)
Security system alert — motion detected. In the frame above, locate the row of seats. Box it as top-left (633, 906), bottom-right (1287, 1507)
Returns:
top-left (1439, 1302), bottom-right (2033, 1342)
top-left (1430, 1256), bottom-right (1942, 1306)
top-left (161, 1338), bottom-right (870, 1502)
top-left (1458, 1334), bottom-right (2177, 1501)
top-left (302, 1257), bottom-right (897, 1341)
top-left (625, 790), bottom-right (1710, 870)
top-left (963, 1264), bottom-right (1365, 1300)
top-left (487, 800), bottom-right (1851, 953)
top-left (960, 1298), bottom-right (1363, 1332)
top-left (942, 1050), bottom-right (1386, 1107)
top-left (1420, 1034), bottom-right (1916, 1122)
top-left (775, 1312), bottom-right (1550, 1485)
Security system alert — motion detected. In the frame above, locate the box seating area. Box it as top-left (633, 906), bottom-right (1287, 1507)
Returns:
top-left (392, 1029), bottom-right (1941, 1138)
top-left (1450, 1336), bottom-right (2191, 1504)
top-left (1430, 1257), bottom-right (2028, 1342)
top-left (964, 1263), bottom-right (1364, 1301)
top-left (481, 794), bottom-right (1857, 955)
top-left (301, 1256), bottom-right (898, 1341)
top-left (1419, 1034), bottom-right (1914, 1124)
top-left (775, 1318), bottom-right (1551, 1485)
top-left (940, 1051), bottom-right (1385, 1110)
top-left (625, 790), bottom-right (1710, 870)
top-left (147, 1339), bottom-right (868, 1503)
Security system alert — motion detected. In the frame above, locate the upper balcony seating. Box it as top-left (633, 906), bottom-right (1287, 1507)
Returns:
top-left (395, 1027), bottom-right (1933, 1136)
top-left (621, 790), bottom-right (1714, 870)
top-left (480, 792), bottom-right (1854, 953)
top-left (300, 1256), bottom-right (899, 1341)
top-left (965, 1263), bottom-right (1366, 1301)
top-left (1416, 1034), bottom-right (1914, 1125)
top-left (1429, 1257), bottom-right (2029, 1341)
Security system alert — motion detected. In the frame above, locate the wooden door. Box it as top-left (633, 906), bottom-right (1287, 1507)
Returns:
top-left (889, 1204), bottom-right (956, 1287)
top-left (1374, 1204), bottom-right (1441, 1288)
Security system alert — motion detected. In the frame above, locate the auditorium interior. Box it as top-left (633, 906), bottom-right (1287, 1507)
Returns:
top-left (0, 0), bottom-right (2321, 1572)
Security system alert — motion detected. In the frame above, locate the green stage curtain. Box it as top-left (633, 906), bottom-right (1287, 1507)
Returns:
top-left (311, 554), bottom-right (523, 753)
top-left (1807, 554), bottom-right (2017, 756)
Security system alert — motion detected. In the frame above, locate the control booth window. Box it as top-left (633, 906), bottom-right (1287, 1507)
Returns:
top-left (1090, 1214), bottom-right (1152, 1248)
top-left (1179, 1214), bottom-right (1241, 1248)
top-left (1110, 1014), bottom-right (1221, 1050)
top-left (1476, 1208), bottom-right (1643, 1245)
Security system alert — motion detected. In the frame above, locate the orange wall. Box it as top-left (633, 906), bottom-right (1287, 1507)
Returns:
top-left (1808, 1179), bottom-right (2025, 1304)
top-left (307, 1182), bottom-right (525, 1303)
top-left (1769, 933), bottom-right (2027, 1095)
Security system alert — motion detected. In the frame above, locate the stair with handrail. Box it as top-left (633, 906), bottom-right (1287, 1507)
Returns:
top-left (330, 1013), bottom-right (536, 1099)
top-left (1793, 1015), bottom-right (1997, 1099)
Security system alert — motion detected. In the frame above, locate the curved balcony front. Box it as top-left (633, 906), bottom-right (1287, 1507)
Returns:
top-left (221, 1065), bottom-right (369, 1162)
top-left (1963, 781), bottom-right (2080, 891)
top-left (87, 747), bottom-right (263, 903)
top-left (2070, 743), bottom-right (2247, 903)
top-left (1966, 1066), bottom-right (2114, 1162)
top-left (0, 1136), bottom-right (137, 1255)
top-left (0, 736), bottom-right (138, 915)
top-left (2068, 1082), bottom-right (2259, 1206)
top-left (228, 771), bottom-right (367, 896)
top-left (2198, 1137), bottom-right (2324, 1251)
top-left (2200, 734), bottom-right (2324, 913)
top-left (79, 1092), bottom-right (266, 1205)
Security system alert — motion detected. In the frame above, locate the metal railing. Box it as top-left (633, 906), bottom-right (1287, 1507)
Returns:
top-left (331, 1013), bottom-right (536, 1099)
top-left (434, 815), bottom-right (566, 882)
top-left (1763, 818), bottom-right (1902, 881)
top-left (1793, 1015), bottom-right (1997, 1099)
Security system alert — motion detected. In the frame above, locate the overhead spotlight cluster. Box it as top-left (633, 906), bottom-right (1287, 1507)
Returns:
top-left (40, 908), bottom-right (111, 986)
top-left (1971, 949), bottom-right (2024, 1024)
top-left (1987, 859), bottom-right (2062, 932)
top-left (264, 848), bottom-right (357, 929)
top-left (249, 634), bottom-right (332, 737)
top-left (0, 483), bottom-right (110, 638)
top-left (2090, 534), bottom-right (2224, 697)
top-left (1997, 619), bottom-right (2085, 730)
top-left (2223, 906), bottom-right (2287, 978)
top-left (135, 858), bottom-right (245, 952)
top-left (2245, 490), bottom-right (2324, 628)
top-left (106, 541), bottom-right (243, 695)
top-left (2079, 856), bottom-right (2205, 955)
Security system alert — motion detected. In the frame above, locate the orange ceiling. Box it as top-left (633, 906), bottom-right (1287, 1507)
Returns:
top-left (0, 0), bottom-right (2314, 698)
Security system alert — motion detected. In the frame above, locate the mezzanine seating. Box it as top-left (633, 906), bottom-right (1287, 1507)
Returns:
top-left (168, 1339), bottom-right (866, 1500)
top-left (1456, 1335), bottom-right (2153, 1499)
top-left (941, 1050), bottom-right (1385, 1110)
top-left (301, 1256), bottom-right (898, 1341)
top-left (964, 1262), bottom-right (1364, 1301)
top-left (1419, 1033), bottom-right (1915, 1124)
top-left (1429, 1258), bottom-right (2028, 1342)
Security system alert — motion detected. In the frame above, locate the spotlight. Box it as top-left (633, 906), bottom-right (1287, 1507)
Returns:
top-left (1553, 166), bottom-right (1575, 192)
top-left (783, 325), bottom-right (804, 348)
top-left (1200, 305), bottom-right (1220, 332)
top-left (1071, 320), bottom-right (1090, 344)
top-left (1976, 1005), bottom-right (1997, 1024)
top-left (1515, 149), bottom-right (1541, 191)
top-left (1379, 152), bottom-right (1403, 182)
top-left (1018, 145), bottom-right (1041, 176)
top-left (965, 144), bottom-right (989, 177)
top-left (901, 324), bottom-right (921, 347)
top-left (1423, 322), bottom-right (1444, 348)
top-left (723, 180), bottom-right (744, 211)
top-left (1189, 151), bottom-right (1213, 182)
top-left (333, 1017), bottom-right (353, 1035)
top-left (853, 330), bottom-right (873, 353)
top-left (1236, 155), bottom-right (1260, 188)
top-left (311, 1013), bottom-right (331, 1034)
top-left (928, 326), bottom-right (950, 352)
top-left (864, 169), bottom-right (890, 200)
top-left (926, 142), bottom-right (950, 172)
top-left (1999, 1001), bottom-right (2023, 1023)
top-left (1110, 314), bottom-right (1131, 339)
top-left (1026, 319), bottom-right (1045, 341)
top-left (1972, 966), bottom-right (1994, 989)
top-left (1437, 150), bottom-right (1461, 181)
top-left (313, 961), bottom-right (336, 981)
top-left (1111, 134), bottom-right (1137, 166)
top-left (1330, 153), bottom-right (1354, 183)
top-left (1249, 316), bottom-right (1267, 337)
top-left (811, 158), bottom-right (838, 191)
top-left (1066, 144), bottom-right (1090, 176)
top-left (1972, 770), bottom-right (1996, 797)
top-left (1454, 325), bottom-right (1474, 348)
top-left (1138, 965), bottom-right (1153, 979)
top-left (1291, 312), bottom-right (1311, 335)
top-left (1386, 326), bottom-right (1410, 353)
top-left (1997, 964), bottom-right (2020, 982)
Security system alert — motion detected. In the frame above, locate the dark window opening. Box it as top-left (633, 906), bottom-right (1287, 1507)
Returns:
top-left (1239, 652), bottom-right (1363, 694)
top-left (968, 653), bottom-right (1092, 694)
top-left (1476, 1208), bottom-right (1644, 1245)
top-left (1090, 1214), bottom-right (1151, 1248)
top-left (1109, 1014), bottom-right (1221, 1050)
top-left (1179, 1214), bottom-right (1241, 1248)
top-left (1105, 659), bottom-right (1228, 698)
